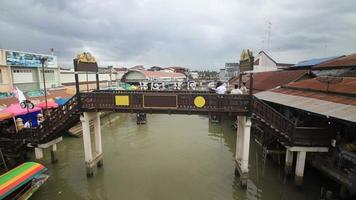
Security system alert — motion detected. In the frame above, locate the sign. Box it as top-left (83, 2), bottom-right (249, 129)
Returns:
top-left (143, 95), bottom-right (177, 108)
top-left (73, 52), bottom-right (98, 72)
top-left (239, 49), bottom-right (254, 72)
top-left (6, 51), bottom-right (57, 68)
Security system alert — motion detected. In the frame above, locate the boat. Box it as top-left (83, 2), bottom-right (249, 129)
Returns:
top-left (0, 162), bottom-right (49, 200)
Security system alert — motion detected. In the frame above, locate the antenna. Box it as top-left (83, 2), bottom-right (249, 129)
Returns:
top-left (267, 21), bottom-right (272, 52)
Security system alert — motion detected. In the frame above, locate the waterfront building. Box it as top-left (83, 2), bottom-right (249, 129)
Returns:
top-left (0, 49), bottom-right (61, 92)
top-left (254, 77), bottom-right (356, 193)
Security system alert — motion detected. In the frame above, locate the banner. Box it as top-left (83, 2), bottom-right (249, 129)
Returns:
top-left (6, 50), bottom-right (57, 68)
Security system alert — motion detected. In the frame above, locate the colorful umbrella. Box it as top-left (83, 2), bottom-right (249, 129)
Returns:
top-left (1, 103), bottom-right (41, 116)
top-left (36, 101), bottom-right (58, 109)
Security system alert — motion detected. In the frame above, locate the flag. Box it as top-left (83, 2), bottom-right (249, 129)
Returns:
top-left (12, 87), bottom-right (27, 103)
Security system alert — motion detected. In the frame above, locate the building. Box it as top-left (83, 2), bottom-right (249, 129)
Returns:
top-left (253, 51), bottom-right (293, 72)
top-left (254, 77), bottom-right (356, 193)
top-left (60, 67), bottom-right (115, 93)
top-left (219, 63), bottom-right (239, 81)
top-left (121, 70), bottom-right (186, 84)
top-left (189, 71), bottom-right (199, 79)
top-left (0, 49), bottom-right (61, 92)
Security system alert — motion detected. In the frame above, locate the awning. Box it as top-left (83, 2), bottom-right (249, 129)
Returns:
top-left (54, 97), bottom-right (69, 106)
top-left (0, 112), bottom-right (14, 121)
top-left (36, 101), bottom-right (58, 109)
top-left (1, 103), bottom-right (42, 116)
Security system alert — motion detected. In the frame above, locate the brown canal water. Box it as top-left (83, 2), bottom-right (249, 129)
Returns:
top-left (31, 113), bottom-right (327, 200)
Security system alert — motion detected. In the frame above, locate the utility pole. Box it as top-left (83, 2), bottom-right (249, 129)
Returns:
top-left (40, 57), bottom-right (49, 118)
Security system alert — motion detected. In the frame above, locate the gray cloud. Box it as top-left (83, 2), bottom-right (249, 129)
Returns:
top-left (0, 0), bottom-right (355, 70)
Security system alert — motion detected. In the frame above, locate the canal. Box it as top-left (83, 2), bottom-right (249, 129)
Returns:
top-left (32, 113), bottom-right (327, 200)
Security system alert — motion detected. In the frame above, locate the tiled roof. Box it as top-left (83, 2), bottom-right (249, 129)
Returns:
top-left (314, 53), bottom-right (356, 69)
top-left (229, 70), bottom-right (310, 93)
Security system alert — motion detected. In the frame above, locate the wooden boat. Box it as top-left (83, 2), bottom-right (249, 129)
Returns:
top-left (0, 162), bottom-right (49, 200)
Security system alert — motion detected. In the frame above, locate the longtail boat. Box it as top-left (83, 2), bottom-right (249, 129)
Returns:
top-left (0, 162), bottom-right (49, 200)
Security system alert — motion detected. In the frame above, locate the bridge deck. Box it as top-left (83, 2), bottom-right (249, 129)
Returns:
top-left (79, 90), bottom-right (250, 115)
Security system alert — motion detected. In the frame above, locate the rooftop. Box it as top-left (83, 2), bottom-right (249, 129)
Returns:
top-left (292, 56), bottom-right (340, 68)
top-left (229, 69), bottom-right (310, 93)
top-left (255, 77), bottom-right (356, 123)
top-left (314, 53), bottom-right (356, 69)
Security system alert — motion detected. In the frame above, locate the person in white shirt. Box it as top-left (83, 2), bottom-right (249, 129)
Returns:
top-left (24, 120), bottom-right (31, 128)
top-left (230, 84), bottom-right (243, 94)
top-left (240, 82), bottom-right (248, 94)
top-left (213, 81), bottom-right (226, 94)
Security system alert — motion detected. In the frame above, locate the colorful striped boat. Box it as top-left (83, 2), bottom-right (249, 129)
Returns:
top-left (0, 162), bottom-right (49, 200)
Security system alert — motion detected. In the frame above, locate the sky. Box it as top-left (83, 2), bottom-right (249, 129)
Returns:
top-left (0, 0), bottom-right (355, 70)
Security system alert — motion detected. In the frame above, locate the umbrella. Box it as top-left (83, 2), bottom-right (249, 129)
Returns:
top-left (54, 98), bottom-right (69, 106)
top-left (36, 101), bottom-right (58, 109)
top-left (2, 103), bottom-right (41, 116)
top-left (0, 112), bottom-right (14, 121)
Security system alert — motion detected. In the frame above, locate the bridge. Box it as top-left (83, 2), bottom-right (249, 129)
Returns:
top-left (0, 90), bottom-right (332, 186)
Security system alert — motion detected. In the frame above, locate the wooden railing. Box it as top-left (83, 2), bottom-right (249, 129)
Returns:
top-left (293, 127), bottom-right (331, 146)
top-left (79, 91), bottom-right (250, 114)
top-left (252, 96), bottom-right (332, 147)
top-left (252, 96), bottom-right (295, 139)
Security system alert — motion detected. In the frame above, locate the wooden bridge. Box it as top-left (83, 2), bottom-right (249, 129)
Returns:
top-left (0, 90), bottom-right (332, 184)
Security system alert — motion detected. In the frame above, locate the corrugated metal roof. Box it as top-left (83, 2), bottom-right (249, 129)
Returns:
top-left (282, 77), bottom-right (356, 96)
top-left (314, 53), bottom-right (356, 69)
top-left (229, 70), bottom-right (310, 93)
top-left (255, 91), bottom-right (356, 123)
top-left (292, 56), bottom-right (340, 68)
top-left (273, 88), bottom-right (356, 106)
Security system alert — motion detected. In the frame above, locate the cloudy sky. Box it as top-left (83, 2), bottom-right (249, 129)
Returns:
top-left (0, 0), bottom-right (355, 70)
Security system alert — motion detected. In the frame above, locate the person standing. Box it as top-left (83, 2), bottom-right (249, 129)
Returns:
top-left (37, 113), bottom-right (44, 128)
top-left (240, 82), bottom-right (248, 94)
top-left (213, 81), bottom-right (227, 94)
top-left (230, 84), bottom-right (243, 94)
top-left (24, 120), bottom-right (31, 128)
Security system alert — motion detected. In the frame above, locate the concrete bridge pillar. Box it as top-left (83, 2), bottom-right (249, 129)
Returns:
top-left (284, 149), bottom-right (294, 175)
top-left (285, 146), bottom-right (328, 185)
top-left (33, 137), bottom-right (62, 163)
top-left (80, 112), bottom-right (103, 177)
top-left (235, 116), bottom-right (252, 188)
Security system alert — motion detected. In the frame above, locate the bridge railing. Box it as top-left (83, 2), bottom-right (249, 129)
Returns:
top-left (79, 91), bottom-right (250, 114)
top-left (252, 96), bottom-right (333, 146)
top-left (252, 96), bottom-right (295, 139)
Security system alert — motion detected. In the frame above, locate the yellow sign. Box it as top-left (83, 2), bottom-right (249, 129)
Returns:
top-left (77, 52), bottom-right (96, 63)
top-left (240, 49), bottom-right (253, 62)
top-left (194, 96), bottom-right (206, 108)
top-left (115, 95), bottom-right (129, 106)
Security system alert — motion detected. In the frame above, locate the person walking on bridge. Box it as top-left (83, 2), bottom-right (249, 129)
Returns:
top-left (230, 84), bottom-right (243, 94)
top-left (213, 81), bottom-right (226, 94)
